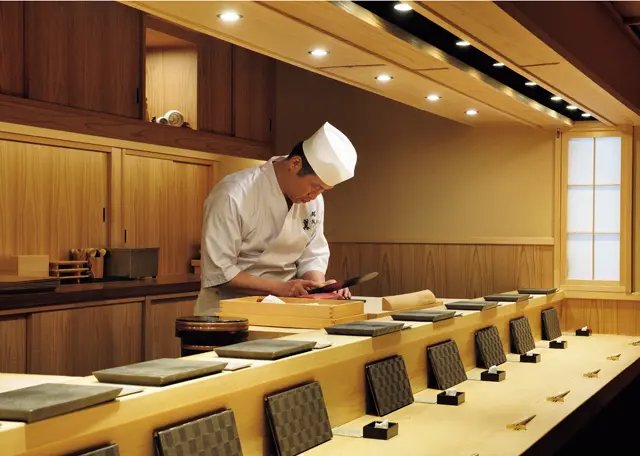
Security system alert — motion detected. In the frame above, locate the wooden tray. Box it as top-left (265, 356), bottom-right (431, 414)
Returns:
top-left (218, 296), bottom-right (366, 329)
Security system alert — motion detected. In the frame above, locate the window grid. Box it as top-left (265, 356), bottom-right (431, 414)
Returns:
top-left (566, 137), bottom-right (621, 282)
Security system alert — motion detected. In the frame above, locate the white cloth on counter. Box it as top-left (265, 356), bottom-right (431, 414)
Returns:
top-left (262, 295), bottom-right (286, 304)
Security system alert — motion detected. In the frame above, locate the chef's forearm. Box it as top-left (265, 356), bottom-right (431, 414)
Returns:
top-left (301, 270), bottom-right (326, 283)
top-left (225, 272), bottom-right (280, 295)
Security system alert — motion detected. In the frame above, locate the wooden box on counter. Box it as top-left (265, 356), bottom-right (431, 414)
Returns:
top-left (217, 296), bottom-right (367, 329)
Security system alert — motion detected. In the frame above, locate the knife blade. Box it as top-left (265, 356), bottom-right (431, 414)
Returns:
top-left (307, 272), bottom-right (379, 294)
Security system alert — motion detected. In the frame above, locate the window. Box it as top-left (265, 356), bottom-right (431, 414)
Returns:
top-left (559, 128), bottom-right (631, 292)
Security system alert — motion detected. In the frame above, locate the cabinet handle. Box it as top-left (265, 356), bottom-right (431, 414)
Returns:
top-left (102, 208), bottom-right (106, 222)
top-left (124, 230), bottom-right (127, 243)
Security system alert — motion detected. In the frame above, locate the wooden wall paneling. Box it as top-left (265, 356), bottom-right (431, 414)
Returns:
top-left (123, 151), bottom-right (212, 276)
top-left (0, 2), bottom-right (24, 97)
top-left (233, 46), bottom-right (275, 143)
top-left (326, 243), bottom-right (554, 299)
top-left (561, 299), bottom-right (640, 336)
top-left (144, 294), bottom-right (197, 360)
top-left (25, 1), bottom-right (70, 107)
top-left (0, 316), bottom-right (27, 374)
top-left (198, 36), bottom-right (233, 135)
top-left (0, 139), bottom-right (108, 262)
top-left (25, 1), bottom-right (141, 118)
top-left (27, 302), bottom-right (143, 376)
top-left (145, 45), bottom-right (198, 127)
top-left (108, 148), bottom-right (124, 248)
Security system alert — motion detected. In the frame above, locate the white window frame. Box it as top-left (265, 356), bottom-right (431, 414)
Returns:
top-left (556, 125), bottom-right (632, 293)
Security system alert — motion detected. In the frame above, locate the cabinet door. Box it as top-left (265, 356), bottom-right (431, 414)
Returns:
top-left (145, 295), bottom-right (197, 360)
top-left (0, 139), bottom-right (108, 261)
top-left (0, 316), bottom-right (27, 374)
top-left (0, 2), bottom-right (24, 97)
top-left (25, 1), bottom-right (141, 118)
top-left (28, 303), bottom-right (144, 376)
top-left (233, 46), bottom-right (275, 143)
top-left (198, 36), bottom-right (232, 135)
top-left (123, 152), bottom-right (212, 276)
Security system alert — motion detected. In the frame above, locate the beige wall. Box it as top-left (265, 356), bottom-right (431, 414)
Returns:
top-left (275, 62), bottom-right (556, 244)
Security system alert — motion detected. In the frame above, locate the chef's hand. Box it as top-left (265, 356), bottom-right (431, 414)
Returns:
top-left (323, 279), bottom-right (352, 299)
top-left (275, 279), bottom-right (323, 297)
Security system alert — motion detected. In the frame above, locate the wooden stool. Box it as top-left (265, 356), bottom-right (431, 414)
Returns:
top-left (175, 316), bottom-right (249, 357)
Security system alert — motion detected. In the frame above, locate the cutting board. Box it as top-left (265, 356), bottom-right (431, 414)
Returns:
top-left (214, 339), bottom-right (317, 360)
top-left (93, 359), bottom-right (227, 387)
top-left (0, 383), bottom-right (122, 423)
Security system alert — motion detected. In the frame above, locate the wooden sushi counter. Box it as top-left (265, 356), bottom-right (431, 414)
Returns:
top-left (1, 291), bottom-right (639, 455)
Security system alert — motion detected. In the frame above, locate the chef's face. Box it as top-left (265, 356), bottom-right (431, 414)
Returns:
top-left (286, 156), bottom-right (333, 203)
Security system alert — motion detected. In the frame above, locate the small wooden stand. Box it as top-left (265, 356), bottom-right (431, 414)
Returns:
top-left (50, 261), bottom-right (89, 283)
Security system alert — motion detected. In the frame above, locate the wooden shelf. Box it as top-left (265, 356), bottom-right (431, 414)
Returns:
top-left (0, 94), bottom-right (273, 161)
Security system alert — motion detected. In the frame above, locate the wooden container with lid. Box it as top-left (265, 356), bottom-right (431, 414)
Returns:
top-left (175, 315), bottom-right (249, 357)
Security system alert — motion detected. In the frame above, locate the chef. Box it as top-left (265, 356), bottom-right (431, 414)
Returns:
top-left (194, 122), bottom-right (357, 315)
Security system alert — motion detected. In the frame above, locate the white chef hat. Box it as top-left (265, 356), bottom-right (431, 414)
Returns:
top-left (302, 122), bottom-right (357, 186)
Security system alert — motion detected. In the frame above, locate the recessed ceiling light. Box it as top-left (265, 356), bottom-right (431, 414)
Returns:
top-left (309, 49), bottom-right (329, 57)
top-left (218, 11), bottom-right (242, 22)
top-left (567, 105), bottom-right (578, 110)
top-left (525, 81), bottom-right (537, 87)
top-left (375, 74), bottom-right (392, 82)
top-left (465, 109), bottom-right (478, 116)
top-left (493, 62), bottom-right (505, 67)
top-left (426, 94), bottom-right (441, 101)
top-left (582, 113), bottom-right (592, 118)
top-left (456, 40), bottom-right (471, 47)
top-left (550, 96), bottom-right (562, 101)
top-left (394, 3), bottom-right (412, 12)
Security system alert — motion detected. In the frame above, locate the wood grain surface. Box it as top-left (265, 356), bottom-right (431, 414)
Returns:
top-left (327, 242), bottom-right (554, 299)
top-left (0, 2), bottom-right (24, 97)
top-left (27, 302), bottom-right (144, 376)
top-left (0, 316), bottom-right (27, 374)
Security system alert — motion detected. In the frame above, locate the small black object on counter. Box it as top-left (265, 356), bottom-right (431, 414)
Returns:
top-left (437, 391), bottom-right (465, 406)
top-left (576, 328), bottom-right (592, 336)
top-left (480, 370), bottom-right (506, 382)
top-left (520, 353), bottom-right (541, 363)
top-left (550, 340), bottom-right (568, 349)
top-left (363, 421), bottom-right (399, 440)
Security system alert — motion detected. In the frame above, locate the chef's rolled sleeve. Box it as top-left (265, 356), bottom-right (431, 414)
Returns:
top-left (201, 190), bottom-right (243, 288)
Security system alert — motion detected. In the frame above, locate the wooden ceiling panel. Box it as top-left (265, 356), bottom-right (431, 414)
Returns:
top-left (265, 1), bottom-right (447, 71)
top-left (412, 0), bottom-right (640, 126)
top-left (123, 1), bottom-right (579, 128)
top-left (133, 1), bottom-right (383, 68)
top-left (415, 1), bottom-right (560, 66)
top-left (423, 68), bottom-right (569, 127)
top-left (527, 62), bottom-right (640, 126)
top-left (325, 65), bottom-right (521, 126)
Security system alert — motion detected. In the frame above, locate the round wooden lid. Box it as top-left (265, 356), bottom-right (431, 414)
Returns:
top-left (175, 315), bottom-right (249, 332)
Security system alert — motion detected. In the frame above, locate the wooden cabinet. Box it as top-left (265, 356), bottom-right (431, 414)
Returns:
top-left (0, 316), bottom-right (27, 374)
top-left (144, 294), bottom-right (197, 360)
top-left (28, 302), bottom-right (144, 376)
top-left (233, 46), bottom-right (275, 143)
top-left (0, 2), bottom-right (24, 97)
top-left (198, 36), bottom-right (233, 135)
top-left (123, 151), bottom-right (213, 276)
top-left (0, 138), bottom-right (108, 262)
top-left (25, 1), bottom-right (142, 118)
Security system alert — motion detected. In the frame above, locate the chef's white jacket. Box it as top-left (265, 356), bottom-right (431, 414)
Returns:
top-left (194, 157), bottom-right (329, 314)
